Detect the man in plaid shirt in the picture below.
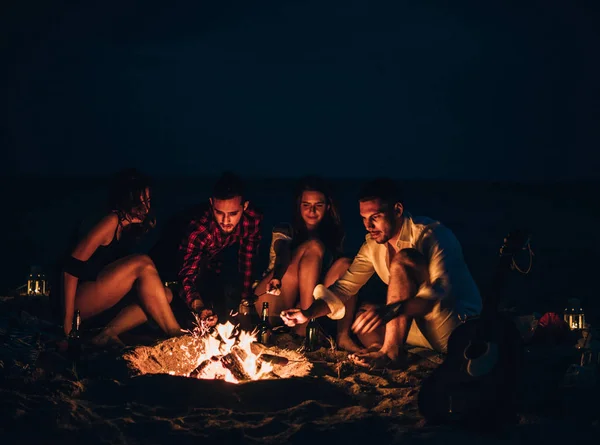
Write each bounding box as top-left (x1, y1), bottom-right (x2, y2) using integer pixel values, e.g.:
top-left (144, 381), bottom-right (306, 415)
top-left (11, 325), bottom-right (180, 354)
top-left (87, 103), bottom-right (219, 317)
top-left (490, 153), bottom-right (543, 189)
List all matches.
top-left (178, 172), bottom-right (262, 326)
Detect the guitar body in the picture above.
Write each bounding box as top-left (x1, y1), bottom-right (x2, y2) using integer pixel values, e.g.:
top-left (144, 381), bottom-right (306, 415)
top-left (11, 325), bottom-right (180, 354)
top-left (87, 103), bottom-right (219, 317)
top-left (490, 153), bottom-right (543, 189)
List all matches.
top-left (418, 313), bottom-right (524, 428)
top-left (418, 230), bottom-right (530, 429)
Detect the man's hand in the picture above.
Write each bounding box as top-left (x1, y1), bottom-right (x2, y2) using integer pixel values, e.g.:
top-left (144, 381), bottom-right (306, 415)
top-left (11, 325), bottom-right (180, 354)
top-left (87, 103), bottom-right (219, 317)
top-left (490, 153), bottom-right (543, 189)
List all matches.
top-left (266, 278), bottom-right (282, 296)
top-left (280, 308), bottom-right (308, 327)
top-left (191, 300), bottom-right (218, 328)
top-left (198, 308), bottom-right (218, 327)
top-left (351, 303), bottom-right (383, 335)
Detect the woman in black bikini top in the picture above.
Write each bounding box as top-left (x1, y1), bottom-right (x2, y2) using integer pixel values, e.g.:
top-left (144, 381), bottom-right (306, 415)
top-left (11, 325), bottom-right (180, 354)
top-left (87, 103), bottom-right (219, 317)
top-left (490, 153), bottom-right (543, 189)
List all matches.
top-left (61, 168), bottom-right (181, 346)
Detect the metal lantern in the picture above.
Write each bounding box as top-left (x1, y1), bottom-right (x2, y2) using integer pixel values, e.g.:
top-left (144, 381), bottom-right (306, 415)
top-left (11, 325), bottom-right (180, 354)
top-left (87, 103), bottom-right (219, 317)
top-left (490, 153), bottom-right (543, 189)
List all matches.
top-left (27, 266), bottom-right (48, 296)
top-left (564, 298), bottom-right (585, 330)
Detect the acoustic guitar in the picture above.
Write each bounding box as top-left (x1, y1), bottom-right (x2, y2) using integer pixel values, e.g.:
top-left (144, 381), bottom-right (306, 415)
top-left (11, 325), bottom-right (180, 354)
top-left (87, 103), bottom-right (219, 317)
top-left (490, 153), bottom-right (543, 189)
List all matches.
top-left (417, 230), bottom-right (530, 429)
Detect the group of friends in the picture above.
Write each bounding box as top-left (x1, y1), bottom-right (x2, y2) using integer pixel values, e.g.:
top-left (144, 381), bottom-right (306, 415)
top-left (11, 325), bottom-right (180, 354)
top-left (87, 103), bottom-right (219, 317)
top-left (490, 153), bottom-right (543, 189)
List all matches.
top-left (58, 168), bottom-right (482, 370)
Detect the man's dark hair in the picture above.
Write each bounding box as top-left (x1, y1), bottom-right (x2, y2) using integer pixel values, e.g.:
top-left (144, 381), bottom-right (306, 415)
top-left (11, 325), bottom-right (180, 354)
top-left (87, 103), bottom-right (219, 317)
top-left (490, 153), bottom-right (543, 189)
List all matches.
top-left (358, 178), bottom-right (403, 211)
top-left (212, 171), bottom-right (245, 201)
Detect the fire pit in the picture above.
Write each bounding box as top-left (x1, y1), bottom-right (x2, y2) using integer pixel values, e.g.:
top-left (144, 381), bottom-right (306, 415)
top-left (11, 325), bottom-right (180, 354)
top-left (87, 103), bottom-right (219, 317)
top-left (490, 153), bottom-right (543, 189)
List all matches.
top-left (124, 319), bottom-right (313, 383)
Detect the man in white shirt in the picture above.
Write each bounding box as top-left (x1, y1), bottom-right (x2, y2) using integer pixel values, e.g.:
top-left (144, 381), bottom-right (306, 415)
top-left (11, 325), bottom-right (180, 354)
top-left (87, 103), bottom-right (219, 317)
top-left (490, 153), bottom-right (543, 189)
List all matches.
top-left (280, 178), bottom-right (482, 369)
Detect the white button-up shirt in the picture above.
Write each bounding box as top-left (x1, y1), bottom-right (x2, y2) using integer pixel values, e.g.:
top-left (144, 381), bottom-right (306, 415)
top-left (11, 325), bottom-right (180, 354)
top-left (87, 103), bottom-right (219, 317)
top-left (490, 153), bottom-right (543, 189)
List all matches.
top-left (329, 212), bottom-right (482, 318)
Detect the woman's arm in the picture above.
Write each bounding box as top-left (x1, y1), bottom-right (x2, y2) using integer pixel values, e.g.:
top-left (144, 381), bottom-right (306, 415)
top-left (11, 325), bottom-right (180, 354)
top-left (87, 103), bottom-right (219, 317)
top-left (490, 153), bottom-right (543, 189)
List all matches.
top-left (62, 213), bottom-right (118, 335)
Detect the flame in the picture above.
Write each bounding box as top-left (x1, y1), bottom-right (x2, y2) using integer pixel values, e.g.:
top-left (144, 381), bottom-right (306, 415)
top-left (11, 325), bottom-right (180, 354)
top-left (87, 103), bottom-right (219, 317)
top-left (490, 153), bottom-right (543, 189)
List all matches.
top-left (181, 317), bottom-right (273, 384)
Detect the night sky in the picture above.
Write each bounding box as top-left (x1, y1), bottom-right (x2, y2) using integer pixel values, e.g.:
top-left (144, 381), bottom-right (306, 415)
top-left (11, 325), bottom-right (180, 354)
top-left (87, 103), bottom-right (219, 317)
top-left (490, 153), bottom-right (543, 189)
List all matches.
top-left (2, 1), bottom-right (599, 180)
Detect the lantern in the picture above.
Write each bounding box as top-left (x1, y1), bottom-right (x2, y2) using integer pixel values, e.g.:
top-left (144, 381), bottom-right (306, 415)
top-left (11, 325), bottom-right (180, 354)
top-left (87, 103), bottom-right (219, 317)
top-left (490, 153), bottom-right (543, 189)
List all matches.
top-left (27, 266), bottom-right (48, 296)
top-left (563, 298), bottom-right (585, 330)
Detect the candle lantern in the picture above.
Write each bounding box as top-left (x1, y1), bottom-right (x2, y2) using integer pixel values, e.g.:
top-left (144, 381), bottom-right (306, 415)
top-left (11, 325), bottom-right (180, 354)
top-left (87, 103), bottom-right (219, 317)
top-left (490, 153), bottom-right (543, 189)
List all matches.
top-left (563, 298), bottom-right (585, 330)
top-left (27, 266), bottom-right (48, 296)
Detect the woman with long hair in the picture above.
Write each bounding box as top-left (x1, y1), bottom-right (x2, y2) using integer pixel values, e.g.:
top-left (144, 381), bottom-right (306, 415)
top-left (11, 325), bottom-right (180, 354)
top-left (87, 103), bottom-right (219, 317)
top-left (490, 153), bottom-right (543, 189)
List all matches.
top-left (60, 168), bottom-right (181, 345)
top-left (254, 176), bottom-right (351, 334)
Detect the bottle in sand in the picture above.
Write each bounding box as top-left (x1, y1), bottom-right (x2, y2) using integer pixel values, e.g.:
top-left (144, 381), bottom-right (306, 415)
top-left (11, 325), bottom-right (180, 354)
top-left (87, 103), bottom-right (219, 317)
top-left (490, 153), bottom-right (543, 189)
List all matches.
top-left (238, 298), bottom-right (260, 331)
top-left (257, 302), bottom-right (272, 346)
top-left (68, 309), bottom-right (82, 360)
top-left (304, 318), bottom-right (319, 352)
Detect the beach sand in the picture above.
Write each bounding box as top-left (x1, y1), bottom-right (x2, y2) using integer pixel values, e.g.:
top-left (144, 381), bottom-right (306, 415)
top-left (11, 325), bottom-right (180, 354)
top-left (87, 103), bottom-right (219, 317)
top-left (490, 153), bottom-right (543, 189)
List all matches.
top-left (1, 297), bottom-right (598, 445)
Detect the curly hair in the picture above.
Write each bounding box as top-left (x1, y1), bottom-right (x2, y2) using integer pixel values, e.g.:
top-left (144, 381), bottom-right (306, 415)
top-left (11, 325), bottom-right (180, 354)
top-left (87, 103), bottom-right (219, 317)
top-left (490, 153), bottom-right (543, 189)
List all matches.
top-left (107, 168), bottom-right (155, 234)
top-left (291, 176), bottom-right (345, 257)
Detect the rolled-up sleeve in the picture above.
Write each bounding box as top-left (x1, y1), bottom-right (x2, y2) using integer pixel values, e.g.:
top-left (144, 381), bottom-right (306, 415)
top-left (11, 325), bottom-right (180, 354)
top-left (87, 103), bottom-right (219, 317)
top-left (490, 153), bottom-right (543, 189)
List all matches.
top-left (329, 241), bottom-right (375, 303)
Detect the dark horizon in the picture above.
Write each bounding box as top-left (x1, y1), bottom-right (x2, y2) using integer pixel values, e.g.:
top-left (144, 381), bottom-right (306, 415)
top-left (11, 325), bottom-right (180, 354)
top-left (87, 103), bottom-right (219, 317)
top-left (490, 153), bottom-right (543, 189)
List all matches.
top-left (3, 174), bottom-right (600, 185)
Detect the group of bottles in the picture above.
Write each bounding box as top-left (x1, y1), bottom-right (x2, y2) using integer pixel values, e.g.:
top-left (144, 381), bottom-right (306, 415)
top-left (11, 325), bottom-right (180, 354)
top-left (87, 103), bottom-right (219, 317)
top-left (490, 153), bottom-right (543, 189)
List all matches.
top-left (255, 302), bottom-right (320, 352)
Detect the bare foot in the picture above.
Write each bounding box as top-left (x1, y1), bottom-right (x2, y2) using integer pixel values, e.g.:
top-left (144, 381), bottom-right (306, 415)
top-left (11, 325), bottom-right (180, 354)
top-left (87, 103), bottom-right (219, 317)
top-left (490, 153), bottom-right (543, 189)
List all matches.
top-left (336, 335), bottom-right (365, 354)
top-left (348, 350), bottom-right (407, 370)
top-left (91, 329), bottom-right (125, 348)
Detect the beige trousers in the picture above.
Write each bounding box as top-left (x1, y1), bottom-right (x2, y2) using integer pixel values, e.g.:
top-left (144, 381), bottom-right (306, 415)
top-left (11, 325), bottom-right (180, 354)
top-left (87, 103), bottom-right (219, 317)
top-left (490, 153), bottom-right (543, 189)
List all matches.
top-left (406, 303), bottom-right (461, 353)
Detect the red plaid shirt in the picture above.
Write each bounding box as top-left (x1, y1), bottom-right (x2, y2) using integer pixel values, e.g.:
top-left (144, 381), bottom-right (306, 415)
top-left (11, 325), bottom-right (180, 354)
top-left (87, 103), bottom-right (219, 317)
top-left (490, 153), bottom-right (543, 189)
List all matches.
top-left (178, 203), bottom-right (262, 308)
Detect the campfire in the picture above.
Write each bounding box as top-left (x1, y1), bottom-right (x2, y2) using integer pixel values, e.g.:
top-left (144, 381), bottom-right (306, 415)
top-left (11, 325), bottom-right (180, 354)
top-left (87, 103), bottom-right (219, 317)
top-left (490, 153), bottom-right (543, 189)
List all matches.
top-left (124, 316), bottom-right (313, 384)
top-left (183, 320), bottom-right (273, 383)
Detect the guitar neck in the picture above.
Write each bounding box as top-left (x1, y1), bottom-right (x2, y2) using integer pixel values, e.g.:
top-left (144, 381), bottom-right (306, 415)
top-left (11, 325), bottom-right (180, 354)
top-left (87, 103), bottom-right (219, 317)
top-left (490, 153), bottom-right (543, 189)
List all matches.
top-left (480, 252), bottom-right (516, 318)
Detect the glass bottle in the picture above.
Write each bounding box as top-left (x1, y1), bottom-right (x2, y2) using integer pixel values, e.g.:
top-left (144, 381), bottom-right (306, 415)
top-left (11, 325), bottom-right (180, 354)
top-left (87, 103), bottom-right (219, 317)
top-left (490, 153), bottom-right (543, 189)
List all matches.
top-left (257, 302), bottom-right (272, 346)
top-left (238, 298), bottom-right (259, 331)
top-left (68, 309), bottom-right (82, 360)
top-left (304, 318), bottom-right (319, 352)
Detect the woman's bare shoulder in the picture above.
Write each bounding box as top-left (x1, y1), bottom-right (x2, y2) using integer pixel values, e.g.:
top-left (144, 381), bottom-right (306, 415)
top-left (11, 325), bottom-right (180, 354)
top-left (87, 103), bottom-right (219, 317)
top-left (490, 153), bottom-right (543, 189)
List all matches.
top-left (88, 213), bottom-right (120, 245)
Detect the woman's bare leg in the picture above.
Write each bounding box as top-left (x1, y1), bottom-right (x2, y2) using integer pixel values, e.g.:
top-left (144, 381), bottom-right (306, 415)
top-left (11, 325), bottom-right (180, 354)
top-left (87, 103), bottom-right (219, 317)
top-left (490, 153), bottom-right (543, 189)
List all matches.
top-left (254, 269), bottom-right (298, 327)
top-left (91, 287), bottom-right (175, 345)
top-left (255, 240), bottom-right (325, 332)
top-left (75, 255), bottom-right (181, 342)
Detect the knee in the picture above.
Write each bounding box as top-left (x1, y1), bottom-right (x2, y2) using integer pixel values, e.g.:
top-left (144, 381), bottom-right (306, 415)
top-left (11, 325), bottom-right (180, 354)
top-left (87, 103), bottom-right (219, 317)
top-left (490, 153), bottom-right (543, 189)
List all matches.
top-left (132, 254), bottom-right (158, 274)
top-left (390, 248), bottom-right (429, 286)
top-left (299, 239), bottom-right (325, 257)
top-left (165, 286), bottom-right (174, 303)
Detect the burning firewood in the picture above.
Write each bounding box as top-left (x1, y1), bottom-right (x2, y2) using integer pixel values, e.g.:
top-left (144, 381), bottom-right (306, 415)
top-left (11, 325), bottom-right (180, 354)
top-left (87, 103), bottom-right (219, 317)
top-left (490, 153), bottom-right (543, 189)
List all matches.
top-left (231, 345), bottom-right (247, 361)
top-left (188, 359), bottom-right (212, 379)
top-left (259, 353), bottom-right (290, 366)
top-left (221, 351), bottom-right (251, 381)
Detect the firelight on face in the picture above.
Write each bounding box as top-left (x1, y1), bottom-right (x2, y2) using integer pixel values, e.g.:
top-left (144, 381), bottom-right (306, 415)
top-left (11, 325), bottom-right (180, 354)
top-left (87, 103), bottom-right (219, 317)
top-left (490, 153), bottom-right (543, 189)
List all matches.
top-left (359, 198), bottom-right (396, 244)
top-left (300, 191), bottom-right (327, 230)
top-left (211, 196), bottom-right (246, 234)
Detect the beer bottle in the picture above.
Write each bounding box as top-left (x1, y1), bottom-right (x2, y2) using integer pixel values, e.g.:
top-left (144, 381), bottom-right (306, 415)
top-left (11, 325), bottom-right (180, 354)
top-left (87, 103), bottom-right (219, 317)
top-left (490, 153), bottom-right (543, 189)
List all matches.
top-left (304, 318), bottom-right (319, 352)
top-left (257, 302), bottom-right (272, 346)
top-left (68, 309), bottom-right (82, 360)
top-left (238, 298), bottom-right (260, 331)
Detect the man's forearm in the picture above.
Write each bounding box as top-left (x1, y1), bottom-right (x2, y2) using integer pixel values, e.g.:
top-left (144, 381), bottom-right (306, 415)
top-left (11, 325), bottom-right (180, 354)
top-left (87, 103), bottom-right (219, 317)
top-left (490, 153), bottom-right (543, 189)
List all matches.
top-left (402, 298), bottom-right (436, 318)
top-left (181, 277), bottom-right (202, 309)
top-left (303, 299), bottom-right (332, 319)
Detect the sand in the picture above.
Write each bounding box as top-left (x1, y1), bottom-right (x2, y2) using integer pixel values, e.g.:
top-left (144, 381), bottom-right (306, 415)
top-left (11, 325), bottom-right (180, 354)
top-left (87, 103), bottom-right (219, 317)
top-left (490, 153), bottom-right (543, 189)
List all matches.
top-left (1, 297), bottom-right (598, 445)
